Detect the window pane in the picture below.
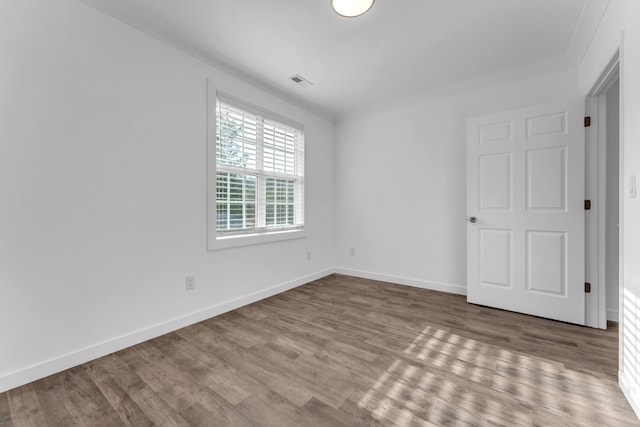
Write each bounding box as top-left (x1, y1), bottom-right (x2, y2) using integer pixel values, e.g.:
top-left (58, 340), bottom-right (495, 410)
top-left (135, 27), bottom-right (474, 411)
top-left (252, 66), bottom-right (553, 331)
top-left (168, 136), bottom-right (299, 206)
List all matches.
top-left (216, 107), bottom-right (258, 169)
top-left (216, 172), bottom-right (256, 231)
top-left (262, 119), bottom-right (297, 175)
top-left (266, 205), bottom-right (274, 224)
top-left (266, 178), bottom-right (275, 203)
top-left (216, 203), bottom-right (228, 230)
top-left (265, 177), bottom-right (295, 227)
top-left (245, 204), bottom-right (256, 228)
top-left (288, 182), bottom-right (294, 203)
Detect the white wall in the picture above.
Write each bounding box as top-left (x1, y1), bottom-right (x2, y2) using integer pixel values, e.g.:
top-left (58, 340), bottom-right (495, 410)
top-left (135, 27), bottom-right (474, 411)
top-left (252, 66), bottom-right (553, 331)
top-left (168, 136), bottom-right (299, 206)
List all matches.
top-left (606, 79), bottom-right (620, 321)
top-left (0, 0), bottom-right (334, 392)
top-left (334, 69), bottom-right (581, 293)
top-left (579, 0), bottom-right (640, 418)
top-left (2, 3), bottom-right (638, 418)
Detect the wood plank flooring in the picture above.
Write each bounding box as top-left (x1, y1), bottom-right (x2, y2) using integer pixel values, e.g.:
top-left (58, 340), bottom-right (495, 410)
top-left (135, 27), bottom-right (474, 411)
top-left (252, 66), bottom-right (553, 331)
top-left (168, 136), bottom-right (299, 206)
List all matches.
top-left (2, 274), bottom-right (638, 426)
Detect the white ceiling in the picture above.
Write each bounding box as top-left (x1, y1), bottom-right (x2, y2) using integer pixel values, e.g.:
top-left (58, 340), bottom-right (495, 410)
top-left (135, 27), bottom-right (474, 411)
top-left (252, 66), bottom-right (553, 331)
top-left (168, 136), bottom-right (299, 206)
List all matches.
top-left (79, 0), bottom-right (610, 118)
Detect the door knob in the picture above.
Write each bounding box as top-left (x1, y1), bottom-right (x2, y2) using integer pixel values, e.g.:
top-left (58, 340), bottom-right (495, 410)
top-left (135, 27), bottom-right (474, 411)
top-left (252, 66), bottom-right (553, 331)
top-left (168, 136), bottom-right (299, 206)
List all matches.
top-left (468, 216), bottom-right (477, 223)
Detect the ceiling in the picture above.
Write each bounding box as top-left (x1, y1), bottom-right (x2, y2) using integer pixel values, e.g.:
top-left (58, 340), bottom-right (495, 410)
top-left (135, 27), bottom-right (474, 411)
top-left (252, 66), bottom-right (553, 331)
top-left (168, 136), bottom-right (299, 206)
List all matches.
top-left (78, 0), bottom-right (610, 118)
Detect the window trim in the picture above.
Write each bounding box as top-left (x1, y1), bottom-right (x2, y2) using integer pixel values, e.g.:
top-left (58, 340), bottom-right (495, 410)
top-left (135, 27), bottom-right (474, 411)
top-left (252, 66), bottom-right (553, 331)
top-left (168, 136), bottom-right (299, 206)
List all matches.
top-left (207, 80), bottom-right (306, 250)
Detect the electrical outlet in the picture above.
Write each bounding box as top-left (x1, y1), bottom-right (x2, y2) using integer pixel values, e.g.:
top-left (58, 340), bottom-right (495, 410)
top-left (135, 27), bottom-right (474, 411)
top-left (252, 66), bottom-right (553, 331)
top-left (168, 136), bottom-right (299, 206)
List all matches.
top-left (185, 275), bottom-right (195, 291)
top-left (306, 251), bottom-right (311, 261)
top-left (349, 248), bottom-right (355, 256)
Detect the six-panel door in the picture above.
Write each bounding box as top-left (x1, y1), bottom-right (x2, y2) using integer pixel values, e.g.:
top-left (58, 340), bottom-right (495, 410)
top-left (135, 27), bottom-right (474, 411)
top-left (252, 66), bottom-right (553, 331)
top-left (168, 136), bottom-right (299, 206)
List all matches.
top-left (467, 100), bottom-right (586, 325)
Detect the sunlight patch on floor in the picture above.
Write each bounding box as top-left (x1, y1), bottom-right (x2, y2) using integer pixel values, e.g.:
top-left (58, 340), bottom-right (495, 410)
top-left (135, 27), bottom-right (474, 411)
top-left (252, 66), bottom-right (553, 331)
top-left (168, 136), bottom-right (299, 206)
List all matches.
top-left (355, 320), bottom-right (633, 425)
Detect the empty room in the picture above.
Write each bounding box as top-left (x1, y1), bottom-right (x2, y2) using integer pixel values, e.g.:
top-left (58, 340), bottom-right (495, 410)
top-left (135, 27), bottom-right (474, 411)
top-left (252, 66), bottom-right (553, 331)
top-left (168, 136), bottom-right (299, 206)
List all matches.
top-left (2, 0), bottom-right (640, 425)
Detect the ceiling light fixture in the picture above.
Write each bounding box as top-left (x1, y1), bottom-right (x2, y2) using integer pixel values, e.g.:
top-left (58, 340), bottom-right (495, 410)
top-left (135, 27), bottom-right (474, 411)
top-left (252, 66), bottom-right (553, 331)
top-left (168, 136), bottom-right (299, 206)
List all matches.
top-left (332, 0), bottom-right (374, 18)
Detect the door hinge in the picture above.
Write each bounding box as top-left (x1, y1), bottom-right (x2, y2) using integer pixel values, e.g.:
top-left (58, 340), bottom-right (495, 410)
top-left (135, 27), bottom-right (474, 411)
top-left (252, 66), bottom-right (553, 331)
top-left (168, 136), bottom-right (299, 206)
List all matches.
top-left (585, 200), bottom-right (591, 210)
top-left (584, 116), bottom-right (592, 127)
top-left (585, 283), bottom-right (591, 293)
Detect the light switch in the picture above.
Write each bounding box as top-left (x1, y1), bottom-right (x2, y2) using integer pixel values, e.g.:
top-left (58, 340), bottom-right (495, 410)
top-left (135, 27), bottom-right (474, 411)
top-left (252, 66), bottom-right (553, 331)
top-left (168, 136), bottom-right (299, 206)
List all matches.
top-left (631, 175), bottom-right (637, 199)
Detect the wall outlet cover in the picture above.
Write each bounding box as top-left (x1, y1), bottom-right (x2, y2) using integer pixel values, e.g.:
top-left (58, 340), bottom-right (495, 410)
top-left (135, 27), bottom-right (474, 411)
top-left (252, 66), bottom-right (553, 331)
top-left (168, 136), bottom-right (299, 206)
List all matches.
top-left (186, 275), bottom-right (196, 291)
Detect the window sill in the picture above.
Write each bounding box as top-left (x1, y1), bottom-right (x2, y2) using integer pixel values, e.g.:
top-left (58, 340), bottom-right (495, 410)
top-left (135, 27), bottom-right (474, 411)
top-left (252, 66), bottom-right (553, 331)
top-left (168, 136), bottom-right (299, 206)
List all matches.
top-left (208, 229), bottom-right (307, 250)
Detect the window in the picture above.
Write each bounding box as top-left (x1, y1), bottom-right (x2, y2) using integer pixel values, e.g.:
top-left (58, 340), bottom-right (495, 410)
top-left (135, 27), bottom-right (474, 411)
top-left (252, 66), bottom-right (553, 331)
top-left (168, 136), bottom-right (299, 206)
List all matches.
top-left (208, 83), bottom-right (304, 248)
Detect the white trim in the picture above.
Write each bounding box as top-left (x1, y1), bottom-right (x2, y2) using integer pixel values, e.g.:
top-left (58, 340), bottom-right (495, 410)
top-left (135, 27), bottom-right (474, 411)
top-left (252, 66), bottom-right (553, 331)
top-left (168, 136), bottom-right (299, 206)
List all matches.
top-left (596, 89), bottom-right (609, 329)
top-left (584, 51), bottom-right (620, 330)
top-left (0, 268), bottom-right (334, 394)
top-left (212, 229), bottom-right (307, 250)
top-left (620, 371), bottom-right (640, 420)
top-left (585, 94), bottom-right (604, 328)
top-left (618, 31), bottom-right (626, 383)
top-left (334, 267), bottom-right (467, 296)
top-left (588, 54), bottom-right (621, 97)
top-left (206, 79), bottom-right (218, 249)
top-left (585, 279), bottom-right (600, 328)
top-left (565, 0), bottom-right (612, 67)
top-left (607, 309), bottom-right (619, 322)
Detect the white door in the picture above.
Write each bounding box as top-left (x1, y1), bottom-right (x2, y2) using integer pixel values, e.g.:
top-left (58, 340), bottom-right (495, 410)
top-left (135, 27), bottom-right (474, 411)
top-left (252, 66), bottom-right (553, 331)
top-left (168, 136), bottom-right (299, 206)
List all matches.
top-left (467, 99), bottom-right (586, 325)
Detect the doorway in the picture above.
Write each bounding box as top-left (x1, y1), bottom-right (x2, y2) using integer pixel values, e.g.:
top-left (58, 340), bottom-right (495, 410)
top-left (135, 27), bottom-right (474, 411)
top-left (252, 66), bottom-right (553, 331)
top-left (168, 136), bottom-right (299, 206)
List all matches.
top-left (585, 56), bottom-right (620, 329)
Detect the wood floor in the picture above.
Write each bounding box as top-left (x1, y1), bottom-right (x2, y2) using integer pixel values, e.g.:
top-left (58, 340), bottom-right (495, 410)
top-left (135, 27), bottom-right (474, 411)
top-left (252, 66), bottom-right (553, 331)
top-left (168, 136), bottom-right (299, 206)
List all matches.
top-left (2, 274), bottom-right (638, 426)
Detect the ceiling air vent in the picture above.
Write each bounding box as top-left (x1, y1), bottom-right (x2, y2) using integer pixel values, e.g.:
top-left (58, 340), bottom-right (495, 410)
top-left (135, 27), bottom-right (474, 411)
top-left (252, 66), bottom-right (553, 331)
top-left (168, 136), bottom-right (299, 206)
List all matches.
top-left (290, 74), bottom-right (313, 88)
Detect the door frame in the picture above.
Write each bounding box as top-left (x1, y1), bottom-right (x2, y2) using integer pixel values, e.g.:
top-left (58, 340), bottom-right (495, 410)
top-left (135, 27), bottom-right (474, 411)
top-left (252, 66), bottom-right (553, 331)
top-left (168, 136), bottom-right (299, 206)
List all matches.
top-left (585, 52), bottom-right (620, 330)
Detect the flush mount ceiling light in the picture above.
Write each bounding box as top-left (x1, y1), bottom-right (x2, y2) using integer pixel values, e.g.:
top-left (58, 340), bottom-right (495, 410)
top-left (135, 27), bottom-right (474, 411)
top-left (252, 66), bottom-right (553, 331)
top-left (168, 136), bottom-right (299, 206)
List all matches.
top-left (332, 0), bottom-right (375, 17)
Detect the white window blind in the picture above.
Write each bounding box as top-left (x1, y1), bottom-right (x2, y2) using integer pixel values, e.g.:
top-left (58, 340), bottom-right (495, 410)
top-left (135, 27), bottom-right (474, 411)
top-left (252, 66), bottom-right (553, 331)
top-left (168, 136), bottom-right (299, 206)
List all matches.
top-left (214, 94), bottom-right (304, 238)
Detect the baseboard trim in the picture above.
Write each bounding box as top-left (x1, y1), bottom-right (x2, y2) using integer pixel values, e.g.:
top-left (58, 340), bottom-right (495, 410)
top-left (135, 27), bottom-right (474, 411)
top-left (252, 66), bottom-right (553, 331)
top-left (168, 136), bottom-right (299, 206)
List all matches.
top-left (607, 309), bottom-right (620, 322)
top-left (0, 268), bottom-right (334, 394)
top-left (335, 267), bottom-right (467, 296)
top-left (620, 371), bottom-right (640, 420)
